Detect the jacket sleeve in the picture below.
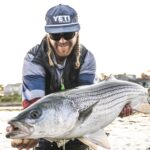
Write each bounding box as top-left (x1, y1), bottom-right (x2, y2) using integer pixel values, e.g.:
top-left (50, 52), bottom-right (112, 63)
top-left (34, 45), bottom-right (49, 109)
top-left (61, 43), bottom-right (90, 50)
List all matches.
top-left (79, 51), bottom-right (96, 85)
top-left (22, 51), bottom-right (46, 109)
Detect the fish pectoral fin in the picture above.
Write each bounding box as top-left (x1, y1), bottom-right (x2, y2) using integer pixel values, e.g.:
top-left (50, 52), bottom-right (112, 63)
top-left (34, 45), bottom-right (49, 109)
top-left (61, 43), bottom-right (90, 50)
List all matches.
top-left (78, 138), bottom-right (103, 150)
top-left (78, 129), bottom-right (110, 150)
top-left (78, 101), bottom-right (99, 123)
top-left (105, 74), bottom-right (117, 81)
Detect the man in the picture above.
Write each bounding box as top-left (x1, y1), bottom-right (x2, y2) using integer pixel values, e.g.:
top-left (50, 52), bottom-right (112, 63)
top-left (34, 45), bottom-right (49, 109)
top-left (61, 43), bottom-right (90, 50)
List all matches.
top-left (6, 4), bottom-right (132, 150)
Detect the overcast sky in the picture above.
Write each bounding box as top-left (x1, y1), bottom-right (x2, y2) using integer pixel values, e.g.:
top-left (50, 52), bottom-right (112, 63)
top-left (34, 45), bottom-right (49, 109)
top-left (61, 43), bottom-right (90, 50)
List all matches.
top-left (0, 0), bottom-right (150, 85)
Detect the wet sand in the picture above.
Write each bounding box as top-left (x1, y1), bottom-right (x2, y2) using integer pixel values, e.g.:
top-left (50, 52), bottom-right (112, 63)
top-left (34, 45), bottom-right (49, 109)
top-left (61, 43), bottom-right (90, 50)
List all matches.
top-left (0, 109), bottom-right (150, 150)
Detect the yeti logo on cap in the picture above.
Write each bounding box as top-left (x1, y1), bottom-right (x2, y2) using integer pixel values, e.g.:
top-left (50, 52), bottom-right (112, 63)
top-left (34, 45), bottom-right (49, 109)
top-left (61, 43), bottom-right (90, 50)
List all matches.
top-left (53, 15), bottom-right (71, 23)
top-left (45, 4), bottom-right (80, 33)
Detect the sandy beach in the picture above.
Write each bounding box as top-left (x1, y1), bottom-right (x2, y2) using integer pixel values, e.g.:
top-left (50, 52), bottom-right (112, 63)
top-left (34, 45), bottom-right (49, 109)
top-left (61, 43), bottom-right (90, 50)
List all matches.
top-left (0, 108), bottom-right (150, 150)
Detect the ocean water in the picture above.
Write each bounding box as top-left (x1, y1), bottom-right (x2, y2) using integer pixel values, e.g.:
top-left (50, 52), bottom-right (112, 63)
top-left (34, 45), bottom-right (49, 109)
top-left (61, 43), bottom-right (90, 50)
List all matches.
top-left (0, 109), bottom-right (150, 150)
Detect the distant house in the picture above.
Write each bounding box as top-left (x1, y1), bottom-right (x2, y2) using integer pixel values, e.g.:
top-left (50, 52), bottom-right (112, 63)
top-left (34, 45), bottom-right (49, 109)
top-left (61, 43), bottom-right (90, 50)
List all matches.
top-left (4, 83), bottom-right (22, 95)
top-left (141, 70), bottom-right (150, 79)
top-left (139, 70), bottom-right (150, 88)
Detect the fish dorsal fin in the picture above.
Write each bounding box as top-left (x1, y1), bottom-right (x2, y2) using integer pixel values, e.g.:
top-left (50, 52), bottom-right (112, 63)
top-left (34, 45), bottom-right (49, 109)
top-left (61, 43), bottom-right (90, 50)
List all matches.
top-left (105, 74), bottom-right (117, 81)
top-left (78, 129), bottom-right (110, 150)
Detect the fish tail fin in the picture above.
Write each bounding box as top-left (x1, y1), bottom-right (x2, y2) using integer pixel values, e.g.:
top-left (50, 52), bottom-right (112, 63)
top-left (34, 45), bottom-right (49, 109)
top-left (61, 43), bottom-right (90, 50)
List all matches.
top-left (133, 103), bottom-right (150, 114)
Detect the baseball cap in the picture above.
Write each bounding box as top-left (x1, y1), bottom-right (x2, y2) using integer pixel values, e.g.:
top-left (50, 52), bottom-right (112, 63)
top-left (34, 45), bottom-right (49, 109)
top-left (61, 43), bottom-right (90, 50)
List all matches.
top-left (45, 4), bottom-right (80, 33)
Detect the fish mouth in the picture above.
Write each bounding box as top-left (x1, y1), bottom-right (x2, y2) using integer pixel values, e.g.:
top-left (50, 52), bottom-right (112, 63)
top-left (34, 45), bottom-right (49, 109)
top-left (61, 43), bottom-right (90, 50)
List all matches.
top-left (6, 121), bottom-right (33, 139)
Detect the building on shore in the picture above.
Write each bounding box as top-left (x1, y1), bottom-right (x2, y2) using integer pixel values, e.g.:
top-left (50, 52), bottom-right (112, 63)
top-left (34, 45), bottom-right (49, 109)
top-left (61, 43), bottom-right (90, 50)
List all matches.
top-left (3, 83), bottom-right (22, 96)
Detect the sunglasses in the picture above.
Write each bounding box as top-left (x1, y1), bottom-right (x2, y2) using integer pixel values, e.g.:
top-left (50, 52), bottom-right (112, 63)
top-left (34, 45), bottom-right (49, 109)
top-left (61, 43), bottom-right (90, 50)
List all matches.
top-left (49, 32), bottom-right (75, 41)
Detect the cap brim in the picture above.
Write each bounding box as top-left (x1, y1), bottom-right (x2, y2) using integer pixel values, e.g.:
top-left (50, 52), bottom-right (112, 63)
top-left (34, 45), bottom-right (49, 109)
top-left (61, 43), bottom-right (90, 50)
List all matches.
top-left (45, 24), bottom-right (80, 33)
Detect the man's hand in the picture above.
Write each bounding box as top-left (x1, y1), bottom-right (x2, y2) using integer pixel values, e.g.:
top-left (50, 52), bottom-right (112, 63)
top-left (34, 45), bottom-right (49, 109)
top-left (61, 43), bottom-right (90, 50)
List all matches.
top-left (11, 139), bottom-right (38, 150)
top-left (6, 125), bottom-right (38, 150)
top-left (119, 103), bottom-right (133, 118)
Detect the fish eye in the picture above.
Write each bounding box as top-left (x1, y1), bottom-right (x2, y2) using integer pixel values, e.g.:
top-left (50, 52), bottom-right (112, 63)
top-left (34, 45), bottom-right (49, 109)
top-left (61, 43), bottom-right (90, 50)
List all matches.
top-left (29, 109), bottom-right (41, 119)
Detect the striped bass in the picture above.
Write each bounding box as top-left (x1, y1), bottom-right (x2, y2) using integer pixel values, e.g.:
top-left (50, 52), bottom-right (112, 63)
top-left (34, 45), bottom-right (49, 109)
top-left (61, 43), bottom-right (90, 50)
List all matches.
top-left (6, 77), bottom-right (150, 149)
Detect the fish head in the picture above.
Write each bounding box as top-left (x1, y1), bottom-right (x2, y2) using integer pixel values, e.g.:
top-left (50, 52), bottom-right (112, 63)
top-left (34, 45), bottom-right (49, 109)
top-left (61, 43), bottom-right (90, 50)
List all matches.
top-left (6, 95), bottom-right (79, 140)
top-left (6, 100), bottom-right (50, 139)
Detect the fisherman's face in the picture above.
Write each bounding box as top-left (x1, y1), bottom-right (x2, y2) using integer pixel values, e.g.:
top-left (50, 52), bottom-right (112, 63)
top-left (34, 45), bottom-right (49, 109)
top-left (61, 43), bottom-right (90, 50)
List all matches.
top-left (49, 32), bottom-right (78, 57)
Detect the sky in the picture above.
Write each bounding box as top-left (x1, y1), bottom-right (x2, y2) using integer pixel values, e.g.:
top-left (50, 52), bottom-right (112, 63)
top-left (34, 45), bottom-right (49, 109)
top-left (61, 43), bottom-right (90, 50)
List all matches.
top-left (0, 0), bottom-right (150, 85)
